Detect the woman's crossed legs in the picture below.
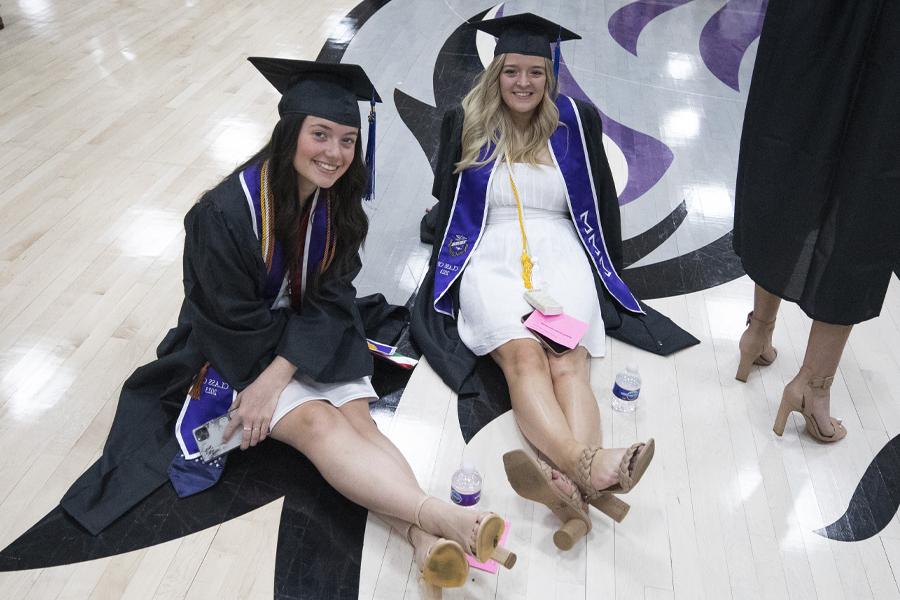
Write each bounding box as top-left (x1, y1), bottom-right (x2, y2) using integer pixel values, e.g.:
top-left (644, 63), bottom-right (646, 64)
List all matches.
top-left (491, 339), bottom-right (626, 494)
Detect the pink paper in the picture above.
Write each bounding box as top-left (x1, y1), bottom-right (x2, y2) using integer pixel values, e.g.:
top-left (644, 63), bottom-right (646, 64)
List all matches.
top-left (466, 520), bottom-right (511, 574)
top-left (523, 311), bottom-right (589, 349)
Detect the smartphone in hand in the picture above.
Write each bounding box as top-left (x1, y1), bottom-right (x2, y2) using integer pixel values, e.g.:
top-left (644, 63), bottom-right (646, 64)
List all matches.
top-left (193, 411), bottom-right (242, 462)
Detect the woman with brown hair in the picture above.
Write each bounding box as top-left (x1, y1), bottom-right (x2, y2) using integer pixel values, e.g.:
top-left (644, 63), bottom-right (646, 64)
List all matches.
top-left (60, 58), bottom-right (513, 598)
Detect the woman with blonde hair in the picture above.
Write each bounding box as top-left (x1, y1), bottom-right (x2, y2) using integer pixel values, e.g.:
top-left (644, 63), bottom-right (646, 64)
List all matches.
top-left (413, 14), bottom-right (659, 550)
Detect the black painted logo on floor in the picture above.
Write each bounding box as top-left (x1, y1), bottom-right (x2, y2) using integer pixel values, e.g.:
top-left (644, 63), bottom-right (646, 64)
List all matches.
top-left (816, 433), bottom-right (900, 542)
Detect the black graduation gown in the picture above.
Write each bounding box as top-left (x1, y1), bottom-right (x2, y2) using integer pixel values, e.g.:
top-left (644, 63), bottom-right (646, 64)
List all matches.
top-left (733, 0), bottom-right (900, 325)
top-left (61, 172), bottom-right (373, 535)
top-left (413, 101), bottom-right (699, 395)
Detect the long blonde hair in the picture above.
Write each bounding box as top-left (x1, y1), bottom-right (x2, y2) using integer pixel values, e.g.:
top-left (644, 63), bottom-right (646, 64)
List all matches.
top-left (455, 54), bottom-right (559, 173)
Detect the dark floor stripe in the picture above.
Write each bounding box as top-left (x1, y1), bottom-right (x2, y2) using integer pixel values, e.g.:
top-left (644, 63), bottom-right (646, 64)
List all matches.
top-left (817, 433), bottom-right (900, 542)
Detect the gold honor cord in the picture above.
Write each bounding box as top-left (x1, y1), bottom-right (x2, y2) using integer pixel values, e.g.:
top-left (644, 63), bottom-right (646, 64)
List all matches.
top-left (506, 154), bottom-right (534, 291)
top-left (260, 160), bottom-right (275, 271)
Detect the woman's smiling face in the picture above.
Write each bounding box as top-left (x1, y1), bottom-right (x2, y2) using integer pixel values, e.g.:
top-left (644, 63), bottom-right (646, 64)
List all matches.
top-left (293, 116), bottom-right (358, 192)
top-left (499, 53), bottom-right (547, 118)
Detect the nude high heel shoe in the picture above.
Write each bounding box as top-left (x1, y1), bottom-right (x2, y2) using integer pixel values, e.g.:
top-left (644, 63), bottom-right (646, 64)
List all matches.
top-left (414, 497), bottom-right (516, 569)
top-left (773, 371), bottom-right (846, 442)
top-left (735, 311), bottom-right (778, 382)
top-left (503, 450), bottom-right (592, 550)
top-left (406, 525), bottom-right (468, 599)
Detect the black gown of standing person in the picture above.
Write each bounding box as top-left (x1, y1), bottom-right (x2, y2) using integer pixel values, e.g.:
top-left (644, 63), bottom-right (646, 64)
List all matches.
top-left (734, 0), bottom-right (900, 325)
top-left (61, 171), bottom-right (374, 535)
top-left (414, 101), bottom-right (699, 396)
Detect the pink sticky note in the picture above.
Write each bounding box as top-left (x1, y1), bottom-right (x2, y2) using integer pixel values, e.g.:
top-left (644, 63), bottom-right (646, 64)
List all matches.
top-left (466, 520), bottom-right (511, 574)
top-left (523, 311), bottom-right (589, 349)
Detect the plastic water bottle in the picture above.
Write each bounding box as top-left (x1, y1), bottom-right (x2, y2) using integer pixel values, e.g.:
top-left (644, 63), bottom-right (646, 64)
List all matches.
top-left (611, 364), bottom-right (641, 413)
top-left (450, 462), bottom-right (482, 507)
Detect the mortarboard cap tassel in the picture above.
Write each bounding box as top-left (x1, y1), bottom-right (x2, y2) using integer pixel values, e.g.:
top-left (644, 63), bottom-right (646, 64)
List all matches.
top-left (364, 92), bottom-right (377, 201)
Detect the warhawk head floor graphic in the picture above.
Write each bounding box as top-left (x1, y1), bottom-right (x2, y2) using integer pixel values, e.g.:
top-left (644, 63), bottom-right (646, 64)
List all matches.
top-left (394, 2), bottom-right (749, 299)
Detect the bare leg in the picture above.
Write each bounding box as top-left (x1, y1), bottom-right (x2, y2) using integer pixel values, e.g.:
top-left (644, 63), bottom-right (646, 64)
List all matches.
top-left (547, 347), bottom-right (602, 447)
top-left (271, 399), bottom-right (492, 552)
top-left (339, 398), bottom-right (418, 481)
top-left (339, 400), bottom-right (473, 571)
top-left (798, 320), bottom-right (853, 434)
top-left (492, 340), bottom-right (580, 472)
top-left (337, 401), bottom-right (424, 539)
top-left (491, 339), bottom-right (622, 491)
top-left (737, 284), bottom-right (782, 380)
top-left (752, 284), bottom-right (781, 323)
top-left (270, 400), bottom-right (426, 522)
top-left (541, 347), bottom-right (605, 495)
top-left (337, 399), bottom-right (500, 549)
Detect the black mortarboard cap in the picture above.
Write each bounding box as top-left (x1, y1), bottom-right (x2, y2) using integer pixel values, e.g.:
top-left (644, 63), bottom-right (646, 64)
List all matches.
top-left (472, 13), bottom-right (580, 59)
top-left (248, 57), bottom-right (381, 129)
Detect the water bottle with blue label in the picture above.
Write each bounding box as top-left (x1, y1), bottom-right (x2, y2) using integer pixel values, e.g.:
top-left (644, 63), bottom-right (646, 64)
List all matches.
top-left (450, 462), bottom-right (482, 507)
top-left (611, 364), bottom-right (641, 413)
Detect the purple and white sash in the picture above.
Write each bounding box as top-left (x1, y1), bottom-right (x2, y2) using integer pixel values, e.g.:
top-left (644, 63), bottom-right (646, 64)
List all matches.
top-left (433, 94), bottom-right (643, 316)
top-left (174, 162), bottom-right (333, 460)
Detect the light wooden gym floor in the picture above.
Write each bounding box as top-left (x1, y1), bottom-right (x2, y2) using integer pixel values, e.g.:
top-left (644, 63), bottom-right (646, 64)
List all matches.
top-left (1, 1), bottom-right (899, 599)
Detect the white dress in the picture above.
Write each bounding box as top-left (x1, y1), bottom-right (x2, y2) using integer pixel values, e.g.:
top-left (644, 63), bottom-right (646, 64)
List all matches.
top-left (457, 162), bottom-right (606, 357)
top-left (268, 276), bottom-right (376, 429)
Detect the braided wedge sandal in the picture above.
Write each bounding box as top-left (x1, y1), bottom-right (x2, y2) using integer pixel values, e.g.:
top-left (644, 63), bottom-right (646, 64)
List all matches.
top-left (503, 449), bottom-right (591, 550)
top-left (576, 439), bottom-right (655, 504)
top-left (414, 497), bottom-right (516, 568)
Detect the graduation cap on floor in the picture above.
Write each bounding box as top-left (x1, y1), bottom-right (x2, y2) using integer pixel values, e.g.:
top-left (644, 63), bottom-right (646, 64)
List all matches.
top-left (248, 57), bottom-right (382, 200)
top-left (472, 12), bottom-right (581, 78)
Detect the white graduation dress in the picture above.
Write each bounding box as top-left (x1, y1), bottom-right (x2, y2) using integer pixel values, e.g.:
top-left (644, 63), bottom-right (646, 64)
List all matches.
top-left (456, 162), bottom-right (606, 357)
top-left (268, 277), bottom-right (376, 429)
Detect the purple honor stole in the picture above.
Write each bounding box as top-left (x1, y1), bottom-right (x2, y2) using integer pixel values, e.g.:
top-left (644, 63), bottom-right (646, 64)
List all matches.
top-left (550, 95), bottom-right (642, 314)
top-left (433, 94), bottom-right (643, 316)
top-left (169, 162), bottom-right (332, 497)
top-left (432, 145), bottom-right (494, 316)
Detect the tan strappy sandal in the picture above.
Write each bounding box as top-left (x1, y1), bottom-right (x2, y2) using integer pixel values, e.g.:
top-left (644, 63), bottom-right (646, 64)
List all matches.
top-left (413, 497), bottom-right (516, 569)
top-left (773, 371), bottom-right (846, 442)
top-left (576, 439), bottom-right (655, 503)
top-left (503, 449), bottom-right (592, 550)
top-left (406, 525), bottom-right (468, 599)
top-left (735, 311), bottom-right (778, 381)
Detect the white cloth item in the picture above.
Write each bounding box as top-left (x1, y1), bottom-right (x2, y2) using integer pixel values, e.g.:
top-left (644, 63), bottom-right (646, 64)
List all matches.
top-left (457, 162), bottom-right (606, 357)
top-left (267, 281), bottom-right (376, 429)
top-left (269, 374), bottom-right (376, 429)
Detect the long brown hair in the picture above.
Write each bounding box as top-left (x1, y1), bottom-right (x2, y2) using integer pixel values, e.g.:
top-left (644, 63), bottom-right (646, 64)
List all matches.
top-left (235, 114), bottom-right (369, 282)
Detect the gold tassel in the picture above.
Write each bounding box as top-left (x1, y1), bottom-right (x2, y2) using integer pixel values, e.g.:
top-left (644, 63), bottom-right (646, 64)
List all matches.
top-left (520, 251), bottom-right (534, 290)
